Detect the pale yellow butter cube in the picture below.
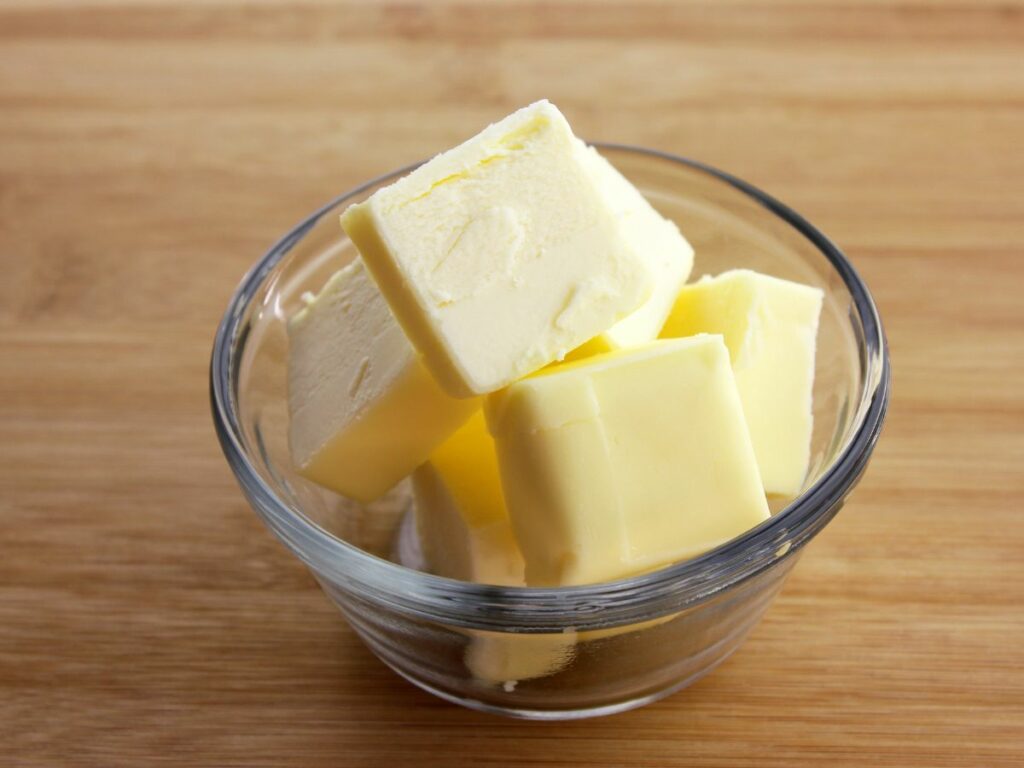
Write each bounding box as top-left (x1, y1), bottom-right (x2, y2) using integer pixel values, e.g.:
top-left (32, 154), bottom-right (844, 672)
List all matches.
top-left (567, 142), bottom-right (693, 358)
top-left (412, 412), bottom-right (524, 586)
top-left (464, 631), bottom-right (576, 689)
top-left (340, 100), bottom-right (655, 398)
top-left (412, 412), bottom-right (575, 685)
top-left (661, 269), bottom-right (824, 497)
top-left (415, 412), bottom-right (670, 636)
top-left (287, 260), bottom-right (478, 503)
top-left (486, 336), bottom-right (770, 587)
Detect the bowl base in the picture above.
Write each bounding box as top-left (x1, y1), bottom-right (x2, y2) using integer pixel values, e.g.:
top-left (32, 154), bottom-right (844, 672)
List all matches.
top-left (381, 649), bottom-right (736, 720)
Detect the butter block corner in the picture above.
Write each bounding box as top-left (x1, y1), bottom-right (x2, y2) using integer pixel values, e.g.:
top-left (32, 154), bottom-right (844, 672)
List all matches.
top-left (339, 100), bottom-right (656, 397)
top-left (287, 259), bottom-right (477, 502)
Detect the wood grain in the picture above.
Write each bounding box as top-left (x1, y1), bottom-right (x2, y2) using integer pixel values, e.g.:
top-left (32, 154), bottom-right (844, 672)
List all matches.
top-left (2, 2), bottom-right (1022, 765)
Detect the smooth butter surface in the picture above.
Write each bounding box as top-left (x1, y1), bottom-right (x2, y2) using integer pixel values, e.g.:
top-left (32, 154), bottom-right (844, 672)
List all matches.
top-left (416, 411), bottom-right (675, 641)
top-left (487, 335), bottom-right (770, 587)
top-left (340, 100), bottom-right (654, 397)
top-left (661, 269), bottom-right (824, 497)
top-left (566, 143), bottom-right (693, 359)
top-left (287, 260), bottom-right (477, 502)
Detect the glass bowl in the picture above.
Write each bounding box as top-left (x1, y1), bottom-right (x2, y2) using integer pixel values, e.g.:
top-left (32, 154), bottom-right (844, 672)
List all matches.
top-left (210, 144), bottom-right (890, 720)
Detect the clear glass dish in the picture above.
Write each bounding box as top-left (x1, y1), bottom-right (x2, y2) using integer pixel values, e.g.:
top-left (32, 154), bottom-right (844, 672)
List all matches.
top-left (210, 144), bottom-right (890, 719)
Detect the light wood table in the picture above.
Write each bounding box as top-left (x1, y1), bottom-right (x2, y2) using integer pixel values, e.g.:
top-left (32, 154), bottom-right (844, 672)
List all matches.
top-left (3, 2), bottom-right (1022, 765)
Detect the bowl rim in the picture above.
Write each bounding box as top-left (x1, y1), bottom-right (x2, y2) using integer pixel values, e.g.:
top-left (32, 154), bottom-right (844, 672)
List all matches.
top-left (210, 143), bottom-right (891, 631)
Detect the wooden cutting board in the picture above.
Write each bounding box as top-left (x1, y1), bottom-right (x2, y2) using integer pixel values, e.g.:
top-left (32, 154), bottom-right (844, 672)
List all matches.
top-left (2, 2), bottom-right (1022, 765)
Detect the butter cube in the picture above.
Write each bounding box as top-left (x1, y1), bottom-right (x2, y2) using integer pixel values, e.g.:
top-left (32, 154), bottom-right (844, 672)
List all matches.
top-left (567, 143), bottom-right (693, 358)
top-left (412, 412), bottom-right (523, 586)
top-left (486, 336), bottom-right (770, 587)
top-left (661, 270), bottom-right (824, 497)
top-left (340, 100), bottom-right (655, 397)
top-left (412, 412), bottom-right (575, 685)
top-left (464, 631), bottom-right (575, 688)
top-left (287, 260), bottom-right (478, 503)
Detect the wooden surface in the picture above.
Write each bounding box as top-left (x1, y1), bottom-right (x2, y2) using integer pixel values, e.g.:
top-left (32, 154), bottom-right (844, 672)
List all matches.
top-left (2, 1), bottom-right (1023, 765)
